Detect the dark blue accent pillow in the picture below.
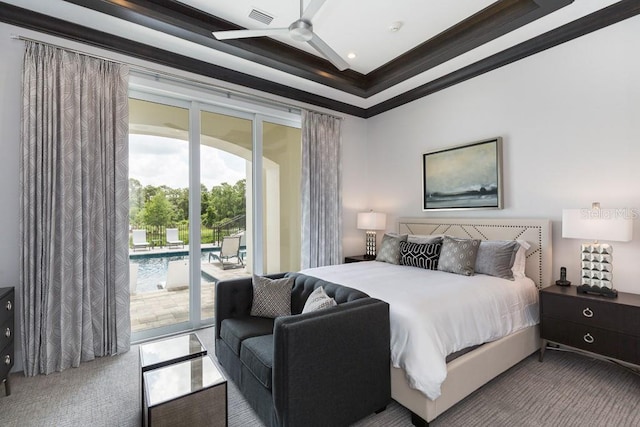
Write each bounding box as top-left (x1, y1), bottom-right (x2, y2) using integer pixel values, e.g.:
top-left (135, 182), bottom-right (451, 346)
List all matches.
top-left (399, 241), bottom-right (442, 270)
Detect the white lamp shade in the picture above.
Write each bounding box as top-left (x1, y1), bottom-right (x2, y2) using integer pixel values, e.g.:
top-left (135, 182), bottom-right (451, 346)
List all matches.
top-left (357, 212), bottom-right (386, 231)
top-left (562, 208), bottom-right (633, 242)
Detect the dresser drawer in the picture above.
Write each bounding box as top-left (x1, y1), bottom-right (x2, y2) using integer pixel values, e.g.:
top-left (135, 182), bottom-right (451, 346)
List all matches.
top-left (541, 291), bottom-right (639, 336)
top-left (541, 316), bottom-right (639, 365)
top-left (0, 316), bottom-right (13, 353)
top-left (0, 341), bottom-right (14, 383)
top-left (0, 289), bottom-right (14, 325)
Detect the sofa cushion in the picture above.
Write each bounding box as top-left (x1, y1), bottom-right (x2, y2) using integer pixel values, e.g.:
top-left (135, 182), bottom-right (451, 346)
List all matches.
top-left (220, 317), bottom-right (274, 356)
top-left (241, 334), bottom-right (274, 390)
top-left (250, 275), bottom-right (294, 318)
top-left (302, 286), bottom-right (337, 313)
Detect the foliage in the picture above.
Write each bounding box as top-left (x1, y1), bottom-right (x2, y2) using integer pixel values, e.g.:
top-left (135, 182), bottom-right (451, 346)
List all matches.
top-left (129, 178), bottom-right (246, 229)
top-left (141, 192), bottom-right (175, 226)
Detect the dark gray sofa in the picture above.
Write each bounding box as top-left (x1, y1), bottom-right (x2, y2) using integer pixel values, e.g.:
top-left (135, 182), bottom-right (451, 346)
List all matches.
top-left (215, 272), bottom-right (391, 427)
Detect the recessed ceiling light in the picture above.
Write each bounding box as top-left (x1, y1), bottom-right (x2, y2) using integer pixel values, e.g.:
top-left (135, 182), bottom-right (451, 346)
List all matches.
top-left (347, 52), bottom-right (357, 59)
top-left (388, 21), bottom-right (403, 32)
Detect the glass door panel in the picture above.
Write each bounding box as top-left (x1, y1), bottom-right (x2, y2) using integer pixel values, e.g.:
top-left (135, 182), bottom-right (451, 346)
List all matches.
top-left (262, 121), bottom-right (302, 274)
top-left (200, 110), bottom-right (253, 321)
top-left (129, 98), bottom-right (191, 337)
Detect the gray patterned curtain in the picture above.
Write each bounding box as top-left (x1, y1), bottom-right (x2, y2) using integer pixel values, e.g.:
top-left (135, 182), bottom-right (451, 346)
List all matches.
top-left (301, 110), bottom-right (342, 268)
top-left (20, 42), bottom-right (130, 376)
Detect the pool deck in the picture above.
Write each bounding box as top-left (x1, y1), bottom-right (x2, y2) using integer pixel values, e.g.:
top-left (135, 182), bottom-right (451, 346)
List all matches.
top-left (130, 244), bottom-right (250, 333)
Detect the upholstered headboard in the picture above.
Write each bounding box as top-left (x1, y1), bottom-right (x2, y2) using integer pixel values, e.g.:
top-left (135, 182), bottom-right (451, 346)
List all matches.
top-left (398, 217), bottom-right (552, 289)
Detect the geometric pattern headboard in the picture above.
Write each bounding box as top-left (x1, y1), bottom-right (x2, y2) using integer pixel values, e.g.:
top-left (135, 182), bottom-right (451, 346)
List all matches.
top-left (398, 217), bottom-right (552, 289)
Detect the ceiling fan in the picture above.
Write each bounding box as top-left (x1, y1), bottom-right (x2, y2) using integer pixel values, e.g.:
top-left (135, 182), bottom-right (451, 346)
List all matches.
top-left (212, 0), bottom-right (349, 71)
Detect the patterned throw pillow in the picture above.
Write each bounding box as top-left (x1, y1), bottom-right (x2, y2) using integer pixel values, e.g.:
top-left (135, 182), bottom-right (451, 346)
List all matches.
top-left (376, 233), bottom-right (408, 264)
top-left (437, 236), bottom-right (481, 276)
top-left (399, 241), bottom-right (442, 270)
top-left (475, 240), bottom-right (520, 280)
top-left (302, 286), bottom-right (337, 314)
top-left (250, 275), bottom-right (294, 318)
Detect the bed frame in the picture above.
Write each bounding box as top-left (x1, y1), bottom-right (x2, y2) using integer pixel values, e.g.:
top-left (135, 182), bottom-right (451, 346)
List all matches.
top-left (394, 217), bottom-right (552, 426)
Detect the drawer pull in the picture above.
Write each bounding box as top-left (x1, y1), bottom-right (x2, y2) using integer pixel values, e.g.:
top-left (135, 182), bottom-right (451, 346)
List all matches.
top-left (4, 355), bottom-right (10, 365)
top-left (4, 327), bottom-right (10, 338)
top-left (582, 308), bottom-right (593, 318)
top-left (5, 300), bottom-right (11, 311)
top-left (583, 333), bottom-right (595, 344)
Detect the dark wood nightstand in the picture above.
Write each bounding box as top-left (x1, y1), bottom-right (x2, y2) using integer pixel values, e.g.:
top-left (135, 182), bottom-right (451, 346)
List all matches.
top-left (539, 285), bottom-right (640, 367)
top-left (344, 255), bottom-right (375, 263)
top-left (0, 287), bottom-right (14, 396)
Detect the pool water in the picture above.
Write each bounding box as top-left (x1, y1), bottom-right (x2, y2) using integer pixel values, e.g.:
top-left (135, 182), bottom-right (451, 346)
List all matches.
top-left (131, 252), bottom-right (212, 293)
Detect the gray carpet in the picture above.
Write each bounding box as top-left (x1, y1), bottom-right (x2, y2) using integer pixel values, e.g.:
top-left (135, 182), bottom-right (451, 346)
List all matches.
top-left (1, 328), bottom-right (638, 427)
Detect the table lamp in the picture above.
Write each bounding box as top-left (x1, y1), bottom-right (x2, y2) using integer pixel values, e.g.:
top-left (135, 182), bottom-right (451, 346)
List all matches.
top-left (562, 202), bottom-right (633, 298)
top-left (357, 211), bottom-right (386, 259)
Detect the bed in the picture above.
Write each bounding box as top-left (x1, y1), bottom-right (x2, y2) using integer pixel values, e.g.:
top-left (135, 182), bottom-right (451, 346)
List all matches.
top-left (302, 217), bottom-right (552, 426)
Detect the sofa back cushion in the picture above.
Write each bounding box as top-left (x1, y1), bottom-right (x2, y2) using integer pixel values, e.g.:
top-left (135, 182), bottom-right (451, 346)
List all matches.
top-left (285, 272), bottom-right (369, 314)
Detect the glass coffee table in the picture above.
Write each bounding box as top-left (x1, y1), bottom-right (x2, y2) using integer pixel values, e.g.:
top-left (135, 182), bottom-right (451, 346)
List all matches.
top-left (139, 333), bottom-right (208, 425)
top-left (139, 333), bottom-right (207, 372)
top-left (143, 355), bottom-right (227, 427)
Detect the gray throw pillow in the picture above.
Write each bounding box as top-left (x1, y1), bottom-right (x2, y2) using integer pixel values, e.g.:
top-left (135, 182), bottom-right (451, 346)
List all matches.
top-left (376, 233), bottom-right (408, 264)
top-left (475, 240), bottom-right (520, 280)
top-left (250, 275), bottom-right (293, 318)
top-left (302, 286), bottom-right (337, 313)
top-left (399, 241), bottom-right (442, 270)
top-left (437, 236), bottom-right (481, 276)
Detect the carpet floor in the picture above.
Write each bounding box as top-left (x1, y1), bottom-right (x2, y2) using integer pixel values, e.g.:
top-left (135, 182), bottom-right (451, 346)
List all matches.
top-left (1, 328), bottom-right (638, 426)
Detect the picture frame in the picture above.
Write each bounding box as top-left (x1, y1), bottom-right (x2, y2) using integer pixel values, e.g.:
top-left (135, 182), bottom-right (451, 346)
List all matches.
top-left (422, 137), bottom-right (503, 211)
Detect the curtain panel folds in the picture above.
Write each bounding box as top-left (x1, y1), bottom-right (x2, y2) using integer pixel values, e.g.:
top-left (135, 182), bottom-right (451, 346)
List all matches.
top-left (20, 42), bottom-right (130, 376)
top-left (301, 110), bottom-right (342, 269)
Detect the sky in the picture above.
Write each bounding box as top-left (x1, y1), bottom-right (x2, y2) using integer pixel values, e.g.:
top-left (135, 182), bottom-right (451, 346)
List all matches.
top-left (129, 134), bottom-right (246, 189)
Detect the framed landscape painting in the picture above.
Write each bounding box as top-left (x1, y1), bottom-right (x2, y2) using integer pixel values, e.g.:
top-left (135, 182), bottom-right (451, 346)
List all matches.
top-left (422, 137), bottom-right (503, 211)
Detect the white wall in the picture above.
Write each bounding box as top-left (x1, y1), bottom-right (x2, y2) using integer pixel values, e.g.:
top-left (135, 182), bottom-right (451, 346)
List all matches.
top-left (363, 15), bottom-right (640, 293)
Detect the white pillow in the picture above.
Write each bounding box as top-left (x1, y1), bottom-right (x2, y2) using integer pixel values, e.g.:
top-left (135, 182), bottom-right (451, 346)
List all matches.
top-left (511, 240), bottom-right (531, 279)
top-left (302, 286), bottom-right (337, 313)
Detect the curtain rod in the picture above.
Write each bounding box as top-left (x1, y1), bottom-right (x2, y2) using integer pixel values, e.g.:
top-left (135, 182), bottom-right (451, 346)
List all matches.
top-left (10, 34), bottom-right (344, 121)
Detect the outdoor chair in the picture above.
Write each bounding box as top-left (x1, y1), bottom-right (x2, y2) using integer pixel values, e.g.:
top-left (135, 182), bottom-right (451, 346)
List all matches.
top-left (132, 229), bottom-right (150, 251)
top-left (165, 228), bottom-right (184, 249)
top-left (209, 235), bottom-right (244, 270)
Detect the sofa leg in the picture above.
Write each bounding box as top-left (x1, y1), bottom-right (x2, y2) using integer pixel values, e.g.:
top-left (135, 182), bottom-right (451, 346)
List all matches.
top-left (375, 406), bottom-right (387, 414)
top-left (411, 411), bottom-right (429, 427)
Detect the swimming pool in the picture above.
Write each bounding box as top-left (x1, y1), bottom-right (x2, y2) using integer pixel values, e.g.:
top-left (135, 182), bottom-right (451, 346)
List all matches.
top-left (130, 251), bottom-right (214, 293)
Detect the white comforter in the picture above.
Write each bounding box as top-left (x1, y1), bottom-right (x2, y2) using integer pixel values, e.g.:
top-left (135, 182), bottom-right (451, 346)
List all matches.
top-left (300, 261), bottom-right (539, 400)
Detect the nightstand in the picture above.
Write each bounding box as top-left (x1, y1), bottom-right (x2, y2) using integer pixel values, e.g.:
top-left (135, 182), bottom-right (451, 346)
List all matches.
top-left (539, 285), bottom-right (640, 367)
top-left (344, 255), bottom-right (375, 263)
top-left (0, 287), bottom-right (14, 396)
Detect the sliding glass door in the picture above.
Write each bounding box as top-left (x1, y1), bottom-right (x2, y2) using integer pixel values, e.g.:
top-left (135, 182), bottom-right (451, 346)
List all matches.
top-left (128, 83), bottom-right (301, 341)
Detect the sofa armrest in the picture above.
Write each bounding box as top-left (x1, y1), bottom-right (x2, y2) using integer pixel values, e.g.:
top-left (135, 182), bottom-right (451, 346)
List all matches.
top-left (272, 298), bottom-right (391, 427)
top-left (215, 273), bottom-right (286, 339)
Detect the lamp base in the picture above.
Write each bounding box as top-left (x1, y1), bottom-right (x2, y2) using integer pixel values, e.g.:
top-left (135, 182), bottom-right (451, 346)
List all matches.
top-left (577, 284), bottom-right (618, 298)
top-left (365, 231), bottom-right (377, 258)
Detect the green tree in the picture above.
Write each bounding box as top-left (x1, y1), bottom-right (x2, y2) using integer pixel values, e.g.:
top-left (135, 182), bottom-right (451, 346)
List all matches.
top-left (141, 192), bottom-right (175, 226)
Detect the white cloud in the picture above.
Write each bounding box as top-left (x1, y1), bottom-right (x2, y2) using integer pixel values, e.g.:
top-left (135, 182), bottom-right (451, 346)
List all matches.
top-left (129, 134), bottom-right (245, 189)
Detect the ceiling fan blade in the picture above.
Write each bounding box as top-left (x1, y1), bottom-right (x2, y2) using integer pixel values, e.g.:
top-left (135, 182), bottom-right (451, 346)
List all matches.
top-left (301, 0), bottom-right (327, 22)
top-left (212, 28), bottom-right (289, 40)
top-left (308, 33), bottom-right (349, 71)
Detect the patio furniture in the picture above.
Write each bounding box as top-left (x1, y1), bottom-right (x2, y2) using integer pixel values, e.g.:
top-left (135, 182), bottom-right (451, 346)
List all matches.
top-left (165, 260), bottom-right (189, 291)
top-left (132, 229), bottom-right (150, 251)
top-left (165, 228), bottom-right (184, 249)
top-left (209, 235), bottom-right (243, 270)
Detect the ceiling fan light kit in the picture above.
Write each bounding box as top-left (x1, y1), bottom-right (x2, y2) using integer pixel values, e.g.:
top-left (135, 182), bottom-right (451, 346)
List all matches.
top-left (212, 0), bottom-right (349, 71)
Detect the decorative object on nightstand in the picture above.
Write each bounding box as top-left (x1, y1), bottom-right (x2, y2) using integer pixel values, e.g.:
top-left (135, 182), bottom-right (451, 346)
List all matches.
top-left (555, 266), bottom-right (571, 286)
top-left (357, 211), bottom-right (386, 259)
top-left (562, 202), bottom-right (633, 298)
